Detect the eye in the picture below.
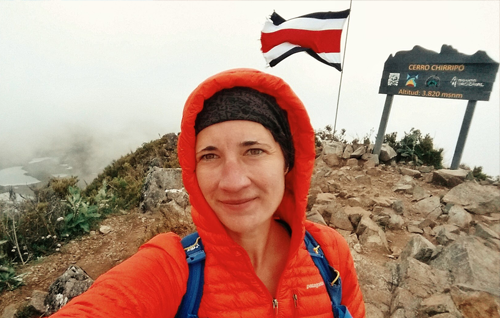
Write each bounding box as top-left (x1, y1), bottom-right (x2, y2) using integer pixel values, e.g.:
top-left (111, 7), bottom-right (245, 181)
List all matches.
top-left (246, 148), bottom-right (264, 156)
top-left (199, 153), bottom-right (219, 161)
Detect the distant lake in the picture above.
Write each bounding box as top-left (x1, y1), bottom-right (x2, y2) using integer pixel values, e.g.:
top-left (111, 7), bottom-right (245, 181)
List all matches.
top-left (0, 166), bottom-right (41, 186)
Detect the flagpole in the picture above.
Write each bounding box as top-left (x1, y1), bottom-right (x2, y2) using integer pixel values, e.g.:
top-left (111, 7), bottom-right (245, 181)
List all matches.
top-left (333, 0), bottom-right (353, 135)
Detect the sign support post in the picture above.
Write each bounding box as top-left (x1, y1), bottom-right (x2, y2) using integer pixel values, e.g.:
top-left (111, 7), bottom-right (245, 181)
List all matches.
top-left (373, 94), bottom-right (394, 155)
top-left (450, 100), bottom-right (477, 169)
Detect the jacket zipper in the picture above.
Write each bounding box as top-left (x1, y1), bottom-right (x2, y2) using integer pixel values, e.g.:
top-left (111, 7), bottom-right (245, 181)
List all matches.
top-left (272, 298), bottom-right (279, 316)
top-left (293, 294), bottom-right (299, 317)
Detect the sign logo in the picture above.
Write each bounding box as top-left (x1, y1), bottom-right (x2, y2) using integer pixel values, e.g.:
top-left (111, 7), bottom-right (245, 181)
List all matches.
top-left (426, 75), bottom-right (440, 87)
top-left (406, 74), bottom-right (418, 87)
top-left (388, 73), bottom-right (400, 86)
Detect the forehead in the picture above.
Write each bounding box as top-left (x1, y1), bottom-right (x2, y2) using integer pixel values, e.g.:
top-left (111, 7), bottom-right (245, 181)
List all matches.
top-left (195, 120), bottom-right (275, 147)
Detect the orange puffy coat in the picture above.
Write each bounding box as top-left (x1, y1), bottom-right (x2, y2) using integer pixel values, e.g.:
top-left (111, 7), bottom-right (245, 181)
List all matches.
top-left (49, 68), bottom-right (365, 318)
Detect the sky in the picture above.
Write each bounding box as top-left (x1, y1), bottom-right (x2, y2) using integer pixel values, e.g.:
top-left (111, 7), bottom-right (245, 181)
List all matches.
top-left (0, 0), bottom-right (499, 180)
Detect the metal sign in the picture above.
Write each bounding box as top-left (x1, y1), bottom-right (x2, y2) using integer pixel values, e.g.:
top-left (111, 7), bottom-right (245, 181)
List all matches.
top-left (374, 45), bottom-right (499, 170)
top-left (379, 45), bottom-right (499, 101)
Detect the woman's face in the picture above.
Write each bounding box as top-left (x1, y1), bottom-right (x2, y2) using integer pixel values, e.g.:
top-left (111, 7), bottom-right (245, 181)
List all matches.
top-left (195, 120), bottom-right (287, 236)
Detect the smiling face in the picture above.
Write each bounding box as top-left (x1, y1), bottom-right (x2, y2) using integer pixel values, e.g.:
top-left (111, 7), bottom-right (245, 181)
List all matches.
top-left (195, 120), bottom-right (287, 237)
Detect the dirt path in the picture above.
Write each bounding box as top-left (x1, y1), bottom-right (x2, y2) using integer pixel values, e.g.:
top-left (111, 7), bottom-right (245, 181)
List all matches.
top-left (0, 209), bottom-right (164, 313)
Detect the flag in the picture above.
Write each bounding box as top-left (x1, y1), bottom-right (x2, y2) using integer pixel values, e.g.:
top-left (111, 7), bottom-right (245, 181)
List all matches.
top-left (261, 10), bottom-right (350, 71)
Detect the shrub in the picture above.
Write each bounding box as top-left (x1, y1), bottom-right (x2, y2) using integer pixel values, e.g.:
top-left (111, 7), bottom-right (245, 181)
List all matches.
top-left (384, 128), bottom-right (443, 168)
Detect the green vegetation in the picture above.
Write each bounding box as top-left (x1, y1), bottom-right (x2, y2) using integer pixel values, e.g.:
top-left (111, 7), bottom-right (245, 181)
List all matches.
top-left (384, 128), bottom-right (443, 168)
top-left (0, 133), bottom-right (180, 292)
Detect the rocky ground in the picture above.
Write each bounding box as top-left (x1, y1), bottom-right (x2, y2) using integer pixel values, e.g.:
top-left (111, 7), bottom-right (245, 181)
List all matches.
top-left (1, 141), bottom-right (499, 318)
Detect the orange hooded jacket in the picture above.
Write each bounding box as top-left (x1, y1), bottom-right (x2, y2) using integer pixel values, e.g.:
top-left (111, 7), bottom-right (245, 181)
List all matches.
top-left (49, 69), bottom-right (365, 318)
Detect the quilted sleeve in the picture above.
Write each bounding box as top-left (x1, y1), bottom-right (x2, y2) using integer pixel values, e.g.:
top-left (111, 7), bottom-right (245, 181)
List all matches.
top-left (305, 221), bottom-right (366, 318)
top-left (49, 232), bottom-right (189, 318)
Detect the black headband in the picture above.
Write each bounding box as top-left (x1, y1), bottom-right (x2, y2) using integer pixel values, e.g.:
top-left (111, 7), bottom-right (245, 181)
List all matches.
top-left (195, 87), bottom-right (294, 170)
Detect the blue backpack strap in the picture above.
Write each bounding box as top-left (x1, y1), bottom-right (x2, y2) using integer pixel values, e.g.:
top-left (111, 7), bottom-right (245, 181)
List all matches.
top-left (175, 232), bottom-right (206, 318)
top-left (304, 231), bottom-right (353, 318)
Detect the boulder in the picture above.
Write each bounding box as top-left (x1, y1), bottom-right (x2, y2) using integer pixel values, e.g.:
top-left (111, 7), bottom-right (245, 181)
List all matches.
top-left (400, 234), bottom-right (436, 263)
top-left (474, 223), bottom-right (500, 241)
top-left (379, 144), bottom-right (397, 162)
top-left (412, 185), bottom-right (430, 201)
top-left (397, 257), bottom-right (450, 299)
top-left (28, 290), bottom-right (49, 314)
top-left (413, 196), bottom-right (442, 219)
top-left (315, 193), bottom-right (336, 205)
top-left (322, 140), bottom-right (344, 156)
top-left (350, 146), bottom-right (366, 158)
top-left (45, 265), bottom-right (94, 315)
top-left (418, 293), bottom-right (461, 318)
top-left (140, 167), bottom-right (183, 212)
top-left (322, 153), bottom-right (341, 167)
top-left (432, 169), bottom-right (471, 188)
top-left (362, 153), bottom-right (380, 166)
top-left (400, 167), bottom-right (421, 178)
top-left (442, 182), bottom-right (500, 215)
top-left (342, 144), bottom-right (353, 159)
top-left (346, 158), bottom-right (358, 167)
top-left (450, 285), bottom-right (500, 318)
top-left (306, 210), bottom-right (327, 226)
top-left (392, 175), bottom-right (416, 194)
top-left (355, 174), bottom-right (371, 185)
top-left (447, 205), bottom-right (473, 228)
top-left (434, 224), bottom-right (460, 245)
top-left (431, 236), bottom-right (500, 296)
top-left (356, 216), bottom-right (390, 252)
top-left (327, 205), bottom-right (354, 231)
top-left (390, 287), bottom-right (422, 318)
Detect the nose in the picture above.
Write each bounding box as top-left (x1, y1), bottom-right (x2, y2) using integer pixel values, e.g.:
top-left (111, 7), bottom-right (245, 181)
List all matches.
top-left (218, 158), bottom-right (251, 192)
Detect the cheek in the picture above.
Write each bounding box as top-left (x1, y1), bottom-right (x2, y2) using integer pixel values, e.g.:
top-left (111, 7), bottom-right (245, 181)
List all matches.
top-left (196, 167), bottom-right (213, 197)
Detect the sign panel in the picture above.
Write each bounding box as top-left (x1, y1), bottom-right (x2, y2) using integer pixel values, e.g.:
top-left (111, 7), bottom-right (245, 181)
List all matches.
top-left (379, 45), bottom-right (499, 101)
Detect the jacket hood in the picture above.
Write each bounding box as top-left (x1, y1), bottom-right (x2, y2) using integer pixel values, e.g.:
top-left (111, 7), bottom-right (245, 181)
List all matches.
top-left (178, 68), bottom-right (316, 256)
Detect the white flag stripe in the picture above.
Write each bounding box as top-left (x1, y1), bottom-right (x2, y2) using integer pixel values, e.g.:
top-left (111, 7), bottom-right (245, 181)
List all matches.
top-left (262, 17), bottom-right (346, 33)
top-left (262, 42), bottom-right (301, 63)
top-left (317, 52), bottom-right (342, 64)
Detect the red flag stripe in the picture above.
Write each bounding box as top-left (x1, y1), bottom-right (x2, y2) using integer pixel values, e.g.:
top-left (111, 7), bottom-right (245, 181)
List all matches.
top-left (261, 29), bottom-right (342, 54)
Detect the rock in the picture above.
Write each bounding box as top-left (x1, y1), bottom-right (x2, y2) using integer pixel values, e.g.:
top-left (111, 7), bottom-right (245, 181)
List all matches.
top-left (362, 153), bottom-right (380, 166)
top-left (347, 197), bottom-right (363, 207)
top-left (366, 167), bottom-right (382, 177)
top-left (140, 167), bottom-right (184, 212)
top-left (397, 257), bottom-right (450, 299)
top-left (99, 225), bottom-right (112, 235)
top-left (328, 206), bottom-right (354, 231)
top-left (29, 290), bottom-right (49, 314)
top-left (356, 216), bottom-right (390, 252)
top-left (434, 224), bottom-right (460, 245)
top-left (392, 175), bottom-right (416, 194)
top-left (1, 304), bottom-right (17, 318)
top-left (306, 210), bottom-right (327, 226)
top-left (342, 144), bottom-right (353, 159)
top-left (392, 200), bottom-right (405, 214)
top-left (45, 265), bottom-right (94, 315)
top-left (355, 174), bottom-right (371, 185)
top-left (442, 181), bottom-right (500, 215)
top-left (379, 144), bottom-right (397, 162)
top-left (474, 223), bottom-right (500, 241)
top-left (388, 214), bottom-right (404, 230)
top-left (165, 189), bottom-right (190, 209)
top-left (364, 303), bottom-right (385, 318)
top-left (450, 285), bottom-right (500, 318)
top-left (322, 153), bottom-right (341, 167)
top-left (418, 165), bottom-right (434, 173)
top-left (408, 225), bottom-right (423, 234)
top-left (350, 146), bottom-right (366, 158)
top-left (431, 236), bottom-right (500, 296)
top-left (418, 219), bottom-right (436, 229)
top-left (315, 193), bottom-right (336, 204)
top-left (448, 205), bottom-right (473, 228)
top-left (400, 167), bottom-right (421, 178)
top-left (400, 234), bottom-right (436, 263)
top-left (390, 287), bottom-right (422, 318)
top-left (346, 158), bottom-right (358, 167)
top-left (413, 196), bottom-right (442, 219)
top-left (322, 140), bottom-right (344, 157)
top-left (419, 293), bottom-right (461, 317)
top-left (412, 185), bottom-right (430, 201)
top-left (432, 168), bottom-right (471, 188)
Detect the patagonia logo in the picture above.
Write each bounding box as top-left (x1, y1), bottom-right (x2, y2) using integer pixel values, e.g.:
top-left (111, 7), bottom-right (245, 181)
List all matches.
top-left (306, 281), bottom-right (325, 289)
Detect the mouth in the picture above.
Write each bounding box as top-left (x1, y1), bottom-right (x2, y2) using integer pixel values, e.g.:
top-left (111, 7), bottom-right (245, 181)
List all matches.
top-left (219, 198), bottom-right (256, 206)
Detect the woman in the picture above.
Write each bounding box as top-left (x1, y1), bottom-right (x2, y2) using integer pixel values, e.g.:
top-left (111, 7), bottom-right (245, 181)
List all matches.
top-left (49, 68), bottom-right (365, 317)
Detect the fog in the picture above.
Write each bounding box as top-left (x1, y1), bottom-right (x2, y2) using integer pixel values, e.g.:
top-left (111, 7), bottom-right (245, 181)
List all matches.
top-left (1, 1), bottom-right (498, 183)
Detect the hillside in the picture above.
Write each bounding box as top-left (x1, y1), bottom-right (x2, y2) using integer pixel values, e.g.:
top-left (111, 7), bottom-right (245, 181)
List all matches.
top-left (1, 133), bottom-right (499, 318)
